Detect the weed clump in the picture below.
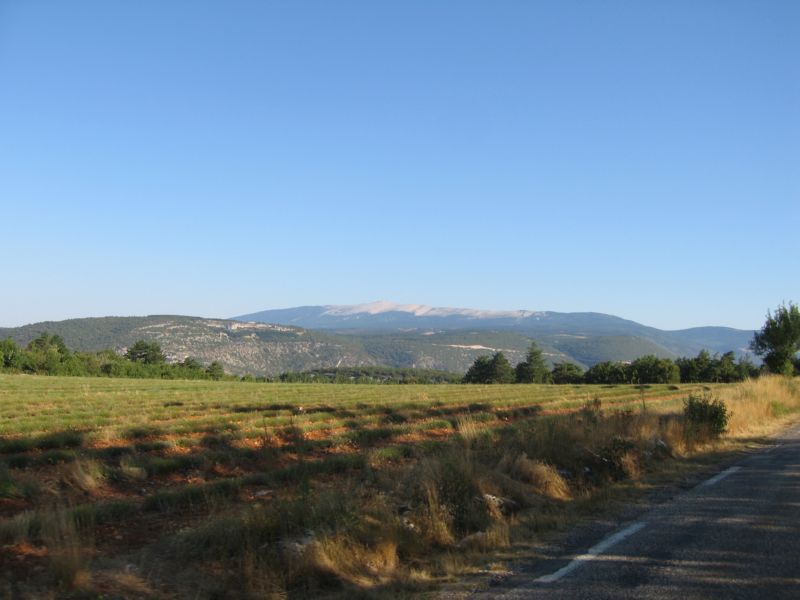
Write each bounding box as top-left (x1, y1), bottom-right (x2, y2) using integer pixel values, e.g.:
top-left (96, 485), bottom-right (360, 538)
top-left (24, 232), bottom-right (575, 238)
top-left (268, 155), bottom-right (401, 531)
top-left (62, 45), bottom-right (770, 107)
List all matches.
top-left (42, 507), bottom-right (92, 591)
top-left (683, 394), bottom-right (729, 439)
top-left (61, 459), bottom-right (106, 495)
top-left (416, 452), bottom-right (490, 540)
top-left (498, 454), bottom-right (571, 501)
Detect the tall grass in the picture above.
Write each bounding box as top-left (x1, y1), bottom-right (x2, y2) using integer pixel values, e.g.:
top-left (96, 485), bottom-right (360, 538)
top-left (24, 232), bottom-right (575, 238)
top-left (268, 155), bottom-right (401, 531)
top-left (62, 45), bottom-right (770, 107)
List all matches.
top-left (42, 507), bottom-right (93, 590)
top-left (720, 376), bottom-right (800, 434)
top-left (2, 374), bottom-right (798, 598)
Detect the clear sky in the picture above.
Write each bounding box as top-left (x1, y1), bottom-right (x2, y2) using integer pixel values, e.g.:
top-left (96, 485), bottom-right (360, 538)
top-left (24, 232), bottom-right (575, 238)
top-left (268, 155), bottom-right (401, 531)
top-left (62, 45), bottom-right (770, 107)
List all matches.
top-left (1, 1), bottom-right (797, 330)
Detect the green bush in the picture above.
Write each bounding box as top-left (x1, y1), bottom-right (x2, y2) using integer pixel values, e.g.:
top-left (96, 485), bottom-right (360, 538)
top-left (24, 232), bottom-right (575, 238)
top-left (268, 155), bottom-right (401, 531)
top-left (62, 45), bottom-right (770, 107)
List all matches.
top-left (683, 394), bottom-right (729, 438)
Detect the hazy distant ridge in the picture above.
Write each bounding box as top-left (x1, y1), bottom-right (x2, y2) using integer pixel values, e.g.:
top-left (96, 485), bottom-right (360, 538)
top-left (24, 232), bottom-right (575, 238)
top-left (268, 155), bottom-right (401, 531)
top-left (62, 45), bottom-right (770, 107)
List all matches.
top-left (234, 301), bottom-right (754, 356)
top-left (0, 303), bottom-right (755, 377)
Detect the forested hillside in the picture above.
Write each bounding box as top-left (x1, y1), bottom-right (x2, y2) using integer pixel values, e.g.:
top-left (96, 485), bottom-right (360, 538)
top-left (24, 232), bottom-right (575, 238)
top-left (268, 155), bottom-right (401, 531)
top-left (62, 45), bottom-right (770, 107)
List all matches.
top-left (0, 311), bottom-right (757, 377)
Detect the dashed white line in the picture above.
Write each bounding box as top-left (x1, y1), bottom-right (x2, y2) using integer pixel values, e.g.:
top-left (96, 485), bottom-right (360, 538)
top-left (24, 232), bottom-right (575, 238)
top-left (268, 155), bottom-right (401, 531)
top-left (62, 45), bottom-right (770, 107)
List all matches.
top-left (533, 463), bottom-right (748, 584)
top-left (535, 521), bottom-right (647, 583)
top-left (698, 466), bottom-right (741, 488)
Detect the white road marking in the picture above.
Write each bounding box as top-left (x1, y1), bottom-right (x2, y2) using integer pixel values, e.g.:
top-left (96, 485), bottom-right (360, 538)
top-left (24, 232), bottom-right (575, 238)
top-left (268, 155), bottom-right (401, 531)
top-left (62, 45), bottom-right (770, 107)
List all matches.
top-left (698, 466), bottom-right (741, 488)
top-left (535, 522), bottom-right (647, 583)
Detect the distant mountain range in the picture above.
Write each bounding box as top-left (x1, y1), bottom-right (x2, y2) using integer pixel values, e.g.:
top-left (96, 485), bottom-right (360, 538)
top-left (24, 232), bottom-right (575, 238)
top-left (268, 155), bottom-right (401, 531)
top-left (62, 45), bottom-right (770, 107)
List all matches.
top-left (235, 301), bottom-right (754, 357)
top-left (0, 302), bottom-right (755, 377)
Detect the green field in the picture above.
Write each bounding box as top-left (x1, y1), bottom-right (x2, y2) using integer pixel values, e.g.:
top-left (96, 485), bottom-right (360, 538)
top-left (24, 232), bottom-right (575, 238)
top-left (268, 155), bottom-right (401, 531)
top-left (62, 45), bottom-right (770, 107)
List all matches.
top-left (0, 375), bottom-right (737, 598)
top-left (0, 375), bottom-right (716, 438)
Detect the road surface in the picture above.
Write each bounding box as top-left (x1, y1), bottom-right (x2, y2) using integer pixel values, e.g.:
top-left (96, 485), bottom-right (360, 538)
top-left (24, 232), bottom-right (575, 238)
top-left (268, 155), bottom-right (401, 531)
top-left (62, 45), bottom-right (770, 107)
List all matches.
top-left (470, 423), bottom-right (800, 599)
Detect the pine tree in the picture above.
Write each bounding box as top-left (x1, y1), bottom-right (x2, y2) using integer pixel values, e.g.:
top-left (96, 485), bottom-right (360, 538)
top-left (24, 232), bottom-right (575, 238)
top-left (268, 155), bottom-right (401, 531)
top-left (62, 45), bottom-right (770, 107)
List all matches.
top-left (463, 352), bottom-right (515, 384)
top-left (515, 342), bottom-right (551, 383)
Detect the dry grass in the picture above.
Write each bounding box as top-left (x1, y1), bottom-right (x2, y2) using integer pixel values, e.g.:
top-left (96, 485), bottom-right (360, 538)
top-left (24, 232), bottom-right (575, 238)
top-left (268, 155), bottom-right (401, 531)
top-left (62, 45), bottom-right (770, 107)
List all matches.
top-left (118, 455), bottom-right (148, 480)
top-left (455, 415), bottom-right (484, 446)
top-left (61, 458), bottom-right (106, 495)
top-left (660, 416), bottom-right (689, 456)
top-left (721, 376), bottom-right (800, 435)
top-left (420, 487), bottom-right (457, 548)
top-left (309, 377), bottom-right (799, 596)
top-left (41, 507), bottom-right (92, 591)
top-left (94, 571), bottom-right (157, 599)
top-left (311, 536), bottom-right (399, 588)
top-left (457, 521), bottom-right (510, 552)
top-left (498, 454), bottom-right (572, 501)
top-left (2, 375), bottom-right (799, 598)
top-left (618, 449), bottom-right (642, 479)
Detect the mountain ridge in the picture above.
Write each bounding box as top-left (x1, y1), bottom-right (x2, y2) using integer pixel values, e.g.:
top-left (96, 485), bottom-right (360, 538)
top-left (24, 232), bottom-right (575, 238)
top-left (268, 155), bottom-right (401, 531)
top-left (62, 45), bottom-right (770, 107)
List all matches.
top-left (233, 302), bottom-right (754, 351)
top-left (0, 304), bottom-right (756, 377)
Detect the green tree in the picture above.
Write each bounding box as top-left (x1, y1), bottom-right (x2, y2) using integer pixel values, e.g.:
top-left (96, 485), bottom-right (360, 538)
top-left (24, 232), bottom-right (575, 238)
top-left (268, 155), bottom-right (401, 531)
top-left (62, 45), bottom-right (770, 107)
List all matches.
top-left (181, 357), bottom-right (203, 371)
top-left (751, 302), bottom-right (800, 376)
top-left (0, 338), bottom-right (22, 370)
top-left (23, 332), bottom-right (71, 374)
top-left (551, 362), bottom-right (584, 384)
top-left (27, 332), bottom-right (69, 356)
top-left (489, 352), bottom-right (516, 383)
top-left (737, 354), bottom-right (759, 380)
top-left (125, 340), bottom-right (166, 365)
top-left (584, 361), bottom-right (627, 384)
top-left (206, 361), bottom-right (225, 380)
top-left (628, 355), bottom-right (679, 384)
top-left (676, 350), bottom-right (716, 383)
top-left (717, 351), bottom-right (739, 383)
top-left (695, 350), bottom-right (716, 382)
top-left (464, 356), bottom-right (492, 383)
top-left (463, 352), bottom-right (515, 384)
top-left (515, 342), bottom-right (552, 383)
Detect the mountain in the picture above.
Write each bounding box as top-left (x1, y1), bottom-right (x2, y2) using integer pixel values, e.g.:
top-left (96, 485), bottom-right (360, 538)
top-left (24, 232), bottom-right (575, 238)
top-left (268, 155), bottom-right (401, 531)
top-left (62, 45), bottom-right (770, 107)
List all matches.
top-left (0, 316), bottom-right (375, 376)
top-left (234, 301), bottom-right (756, 361)
top-left (0, 316), bottom-right (568, 376)
top-left (0, 304), bottom-right (756, 377)
top-left (236, 301), bottom-right (557, 331)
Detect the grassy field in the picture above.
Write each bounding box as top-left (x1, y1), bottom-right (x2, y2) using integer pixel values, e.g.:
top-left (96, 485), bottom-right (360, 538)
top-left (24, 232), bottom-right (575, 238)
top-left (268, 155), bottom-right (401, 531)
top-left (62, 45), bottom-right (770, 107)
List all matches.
top-left (0, 375), bottom-right (797, 599)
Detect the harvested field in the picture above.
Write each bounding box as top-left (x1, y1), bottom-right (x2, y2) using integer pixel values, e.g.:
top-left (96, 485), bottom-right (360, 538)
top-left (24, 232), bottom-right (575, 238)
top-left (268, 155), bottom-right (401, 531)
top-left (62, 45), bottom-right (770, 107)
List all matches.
top-left (0, 375), bottom-right (796, 599)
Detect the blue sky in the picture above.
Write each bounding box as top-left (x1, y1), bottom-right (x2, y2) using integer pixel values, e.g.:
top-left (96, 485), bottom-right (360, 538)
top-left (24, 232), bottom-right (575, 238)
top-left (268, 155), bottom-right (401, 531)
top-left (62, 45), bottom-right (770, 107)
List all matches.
top-left (1, 1), bottom-right (797, 330)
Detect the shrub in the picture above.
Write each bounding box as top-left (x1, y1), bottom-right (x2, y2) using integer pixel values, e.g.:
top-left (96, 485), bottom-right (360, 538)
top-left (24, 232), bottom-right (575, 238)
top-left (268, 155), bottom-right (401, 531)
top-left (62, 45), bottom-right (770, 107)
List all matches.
top-left (416, 452), bottom-right (490, 539)
top-left (683, 394), bottom-right (729, 438)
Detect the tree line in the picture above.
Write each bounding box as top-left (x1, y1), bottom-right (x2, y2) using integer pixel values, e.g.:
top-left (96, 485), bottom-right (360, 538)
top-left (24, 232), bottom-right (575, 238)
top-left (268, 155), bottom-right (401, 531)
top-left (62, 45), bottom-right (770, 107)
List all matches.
top-left (2, 303), bottom-right (797, 384)
top-left (464, 302), bottom-right (800, 385)
top-left (278, 366), bottom-right (463, 384)
top-left (464, 344), bottom-right (761, 385)
top-left (0, 334), bottom-right (463, 384)
top-left (0, 334), bottom-right (234, 381)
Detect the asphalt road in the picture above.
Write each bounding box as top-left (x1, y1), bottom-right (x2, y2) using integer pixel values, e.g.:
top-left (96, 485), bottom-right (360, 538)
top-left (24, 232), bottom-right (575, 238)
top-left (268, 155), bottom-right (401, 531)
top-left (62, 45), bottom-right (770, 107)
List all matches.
top-left (473, 424), bottom-right (800, 599)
